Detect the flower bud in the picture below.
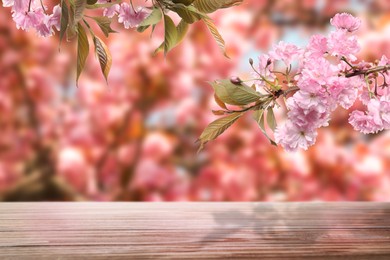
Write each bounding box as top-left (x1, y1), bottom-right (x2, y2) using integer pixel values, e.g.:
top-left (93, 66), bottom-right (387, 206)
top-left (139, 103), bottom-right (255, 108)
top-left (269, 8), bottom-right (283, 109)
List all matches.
top-left (230, 76), bottom-right (242, 85)
top-left (249, 58), bottom-right (254, 66)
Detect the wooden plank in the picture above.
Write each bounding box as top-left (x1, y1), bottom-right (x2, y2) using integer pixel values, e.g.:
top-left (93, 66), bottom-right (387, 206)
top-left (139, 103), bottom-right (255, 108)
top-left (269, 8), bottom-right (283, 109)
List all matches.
top-left (0, 202), bottom-right (390, 259)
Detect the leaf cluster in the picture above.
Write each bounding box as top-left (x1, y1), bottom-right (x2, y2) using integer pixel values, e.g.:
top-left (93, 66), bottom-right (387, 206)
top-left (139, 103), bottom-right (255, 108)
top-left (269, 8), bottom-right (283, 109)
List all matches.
top-left (58, 0), bottom-right (242, 84)
top-left (60, 0), bottom-right (116, 85)
top-left (198, 79), bottom-right (279, 151)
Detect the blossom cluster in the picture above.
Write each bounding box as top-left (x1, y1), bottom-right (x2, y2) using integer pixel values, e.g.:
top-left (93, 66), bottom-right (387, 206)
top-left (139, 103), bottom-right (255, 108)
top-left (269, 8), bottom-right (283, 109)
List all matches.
top-left (98, 0), bottom-right (150, 29)
top-left (250, 13), bottom-right (390, 151)
top-left (3, 0), bottom-right (61, 37)
top-left (2, 0), bottom-right (150, 37)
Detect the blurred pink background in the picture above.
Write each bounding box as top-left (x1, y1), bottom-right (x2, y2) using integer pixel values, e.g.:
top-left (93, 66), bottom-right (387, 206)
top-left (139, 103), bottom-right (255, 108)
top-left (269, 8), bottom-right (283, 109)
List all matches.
top-left (0, 0), bottom-right (389, 201)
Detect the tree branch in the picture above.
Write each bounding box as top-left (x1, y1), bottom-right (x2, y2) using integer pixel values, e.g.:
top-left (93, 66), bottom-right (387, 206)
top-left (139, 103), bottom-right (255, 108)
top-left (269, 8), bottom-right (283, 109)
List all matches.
top-left (345, 65), bottom-right (390, 78)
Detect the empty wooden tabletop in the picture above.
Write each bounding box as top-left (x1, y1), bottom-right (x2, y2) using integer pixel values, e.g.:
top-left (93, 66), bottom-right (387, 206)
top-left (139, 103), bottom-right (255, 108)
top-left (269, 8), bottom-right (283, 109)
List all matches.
top-left (1, 202), bottom-right (390, 259)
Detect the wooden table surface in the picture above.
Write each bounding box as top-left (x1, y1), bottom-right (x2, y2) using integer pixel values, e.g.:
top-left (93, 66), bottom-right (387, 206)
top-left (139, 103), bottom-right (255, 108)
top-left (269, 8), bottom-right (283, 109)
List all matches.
top-left (1, 202), bottom-right (390, 259)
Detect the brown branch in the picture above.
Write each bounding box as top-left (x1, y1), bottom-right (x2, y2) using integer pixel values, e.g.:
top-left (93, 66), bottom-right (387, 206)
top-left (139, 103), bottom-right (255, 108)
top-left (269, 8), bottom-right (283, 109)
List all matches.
top-left (225, 86), bottom-right (299, 114)
top-left (345, 65), bottom-right (390, 78)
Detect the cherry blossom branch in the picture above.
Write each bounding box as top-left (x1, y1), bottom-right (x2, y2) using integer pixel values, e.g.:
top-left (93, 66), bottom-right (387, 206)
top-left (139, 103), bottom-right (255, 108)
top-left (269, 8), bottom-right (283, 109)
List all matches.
top-left (345, 65), bottom-right (390, 78)
top-left (200, 13), bottom-right (390, 152)
top-left (4, 0), bottom-right (240, 84)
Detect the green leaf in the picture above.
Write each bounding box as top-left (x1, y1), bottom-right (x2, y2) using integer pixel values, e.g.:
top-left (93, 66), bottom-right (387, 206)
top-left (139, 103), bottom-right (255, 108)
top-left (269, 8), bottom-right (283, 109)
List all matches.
top-left (154, 43), bottom-right (164, 55)
top-left (139, 8), bottom-right (162, 27)
top-left (137, 25), bottom-right (150, 33)
top-left (86, 0), bottom-right (120, 9)
top-left (172, 0), bottom-right (195, 5)
top-left (91, 16), bottom-right (117, 37)
top-left (93, 36), bottom-right (112, 83)
top-left (193, 0), bottom-right (242, 13)
top-left (252, 109), bottom-right (277, 145)
top-left (59, 0), bottom-right (69, 49)
top-left (66, 1), bottom-right (77, 41)
top-left (266, 107), bottom-right (277, 131)
top-left (76, 24), bottom-right (89, 84)
top-left (211, 79), bottom-right (262, 106)
top-left (87, 0), bottom-right (97, 4)
top-left (220, 0), bottom-right (243, 9)
top-left (193, 0), bottom-right (220, 13)
top-left (171, 4), bottom-right (205, 24)
top-left (198, 112), bottom-right (242, 150)
top-left (176, 20), bottom-right (189, 43)
top-left (154, 19), bottom-right (188, 55)
top-left (203, 17), bottom-right (228, 58)
top-left (74, 0), bottom-right (87, 23)
top-left (214, 94), bottom-right (227, 109)
top-left (163, 14), bottom-right (178, 55)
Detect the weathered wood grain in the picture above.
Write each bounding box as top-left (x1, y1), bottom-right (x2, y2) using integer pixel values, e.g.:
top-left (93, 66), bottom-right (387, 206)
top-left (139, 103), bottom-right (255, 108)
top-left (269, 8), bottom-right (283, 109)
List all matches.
top-left (0, 202), bottom-right (390, 259)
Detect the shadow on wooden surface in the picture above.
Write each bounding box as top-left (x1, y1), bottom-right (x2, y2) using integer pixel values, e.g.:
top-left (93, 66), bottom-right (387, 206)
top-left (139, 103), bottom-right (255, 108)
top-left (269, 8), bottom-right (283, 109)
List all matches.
top-left (0, 203), bottom-right (390, 259)
top-left (199, 203), bottom-right (390, 257)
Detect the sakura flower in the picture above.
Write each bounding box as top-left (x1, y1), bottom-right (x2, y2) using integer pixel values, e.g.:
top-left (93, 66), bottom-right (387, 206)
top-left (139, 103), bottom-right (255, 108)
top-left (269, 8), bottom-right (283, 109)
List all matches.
top-left (367, 96), bottom-right (390, 129)
top-left (35, 17), bottom-right (52, 37)
top-left (118, 3), bottom-right (150, 29)
top-left (359, 89), bottom-right (371, 105)
top-left (98, 0), bottom-right (120, 18)
top-left (296, 75), bottom-right (323, 94)
top-left (11, 0), bottom-right (31, 12)
top-left (378, 55), bottom-right (390, 66)
top-left (275, 121), bottom-right (317, 152)
top-left (330, 13), bottom-right (361, 32)
top-left (301, 57), bottom-right (336, 83)
top-left (104, 5), bottom-right (120, 18)
top-left (2, 0), bottom-right (14, 7)
top-left (336, 86), bottom-right (358, 109)
top-left (349, 110), bottom-right (382, 134)
top-left (48, 4), bottom-right (61, 31)
top-left (305, 34), bottom-right (328, 59)
top-left (12, 9), bottom-right (44, 31)
top-left (287, 95), bottom-right (330, 129)
top-left (292, 91), bottom-right (328, 114)
top-left (270, 41), bottom-right (303, 66)
top-left (328, 30), bottom-right (360, 61)
top-left (377, 55), bottom-right (390, 84)
top-left (328, 77), bottom-right (360, 109)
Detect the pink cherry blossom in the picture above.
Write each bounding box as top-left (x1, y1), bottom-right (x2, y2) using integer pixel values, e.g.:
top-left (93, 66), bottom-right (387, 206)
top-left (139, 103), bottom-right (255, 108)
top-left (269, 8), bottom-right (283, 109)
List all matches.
top-left (330, 13), bottom-right (361, 32)
top-left (5, 0), bottom-right (150, 37)
top-left (305, 34), bottom-right (328, 59)
top-left (328, 77), bottom-right (360, 109)
top-left (348, 110), bottom-right (382, 134)
top-left (103, 5), bottom-right (120, 18)
top-left (48, 4), bottom-right (61, 31)
top-left (11, 0), bottom-right (31, 13)
top-left (292, 91), bottom-right (328, 114)
top-left (269, 41), bottom-right (303, 66)
top-left (359, 89), bottom-right (371, 105)
top-left (275, 121), bottom-right (317, 152)
top-left (302, 57), bottom-right (337, 84)
top-left (12, 9), bottom-right (44, 31)
top-left (2, 0), bottom-right (14, 7)
top-left (35, 17), bottom-right (52, 37)
top-left (287, 96), bottom-right (330, 129)
top-left (367, 96), bottom-right (390, 129)
top-left (98, 0), bottom-right (120, 18)
top-left (327, 30), bottom-right (360, 61)
top-left (118, 3), bottom-right (150, 29)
